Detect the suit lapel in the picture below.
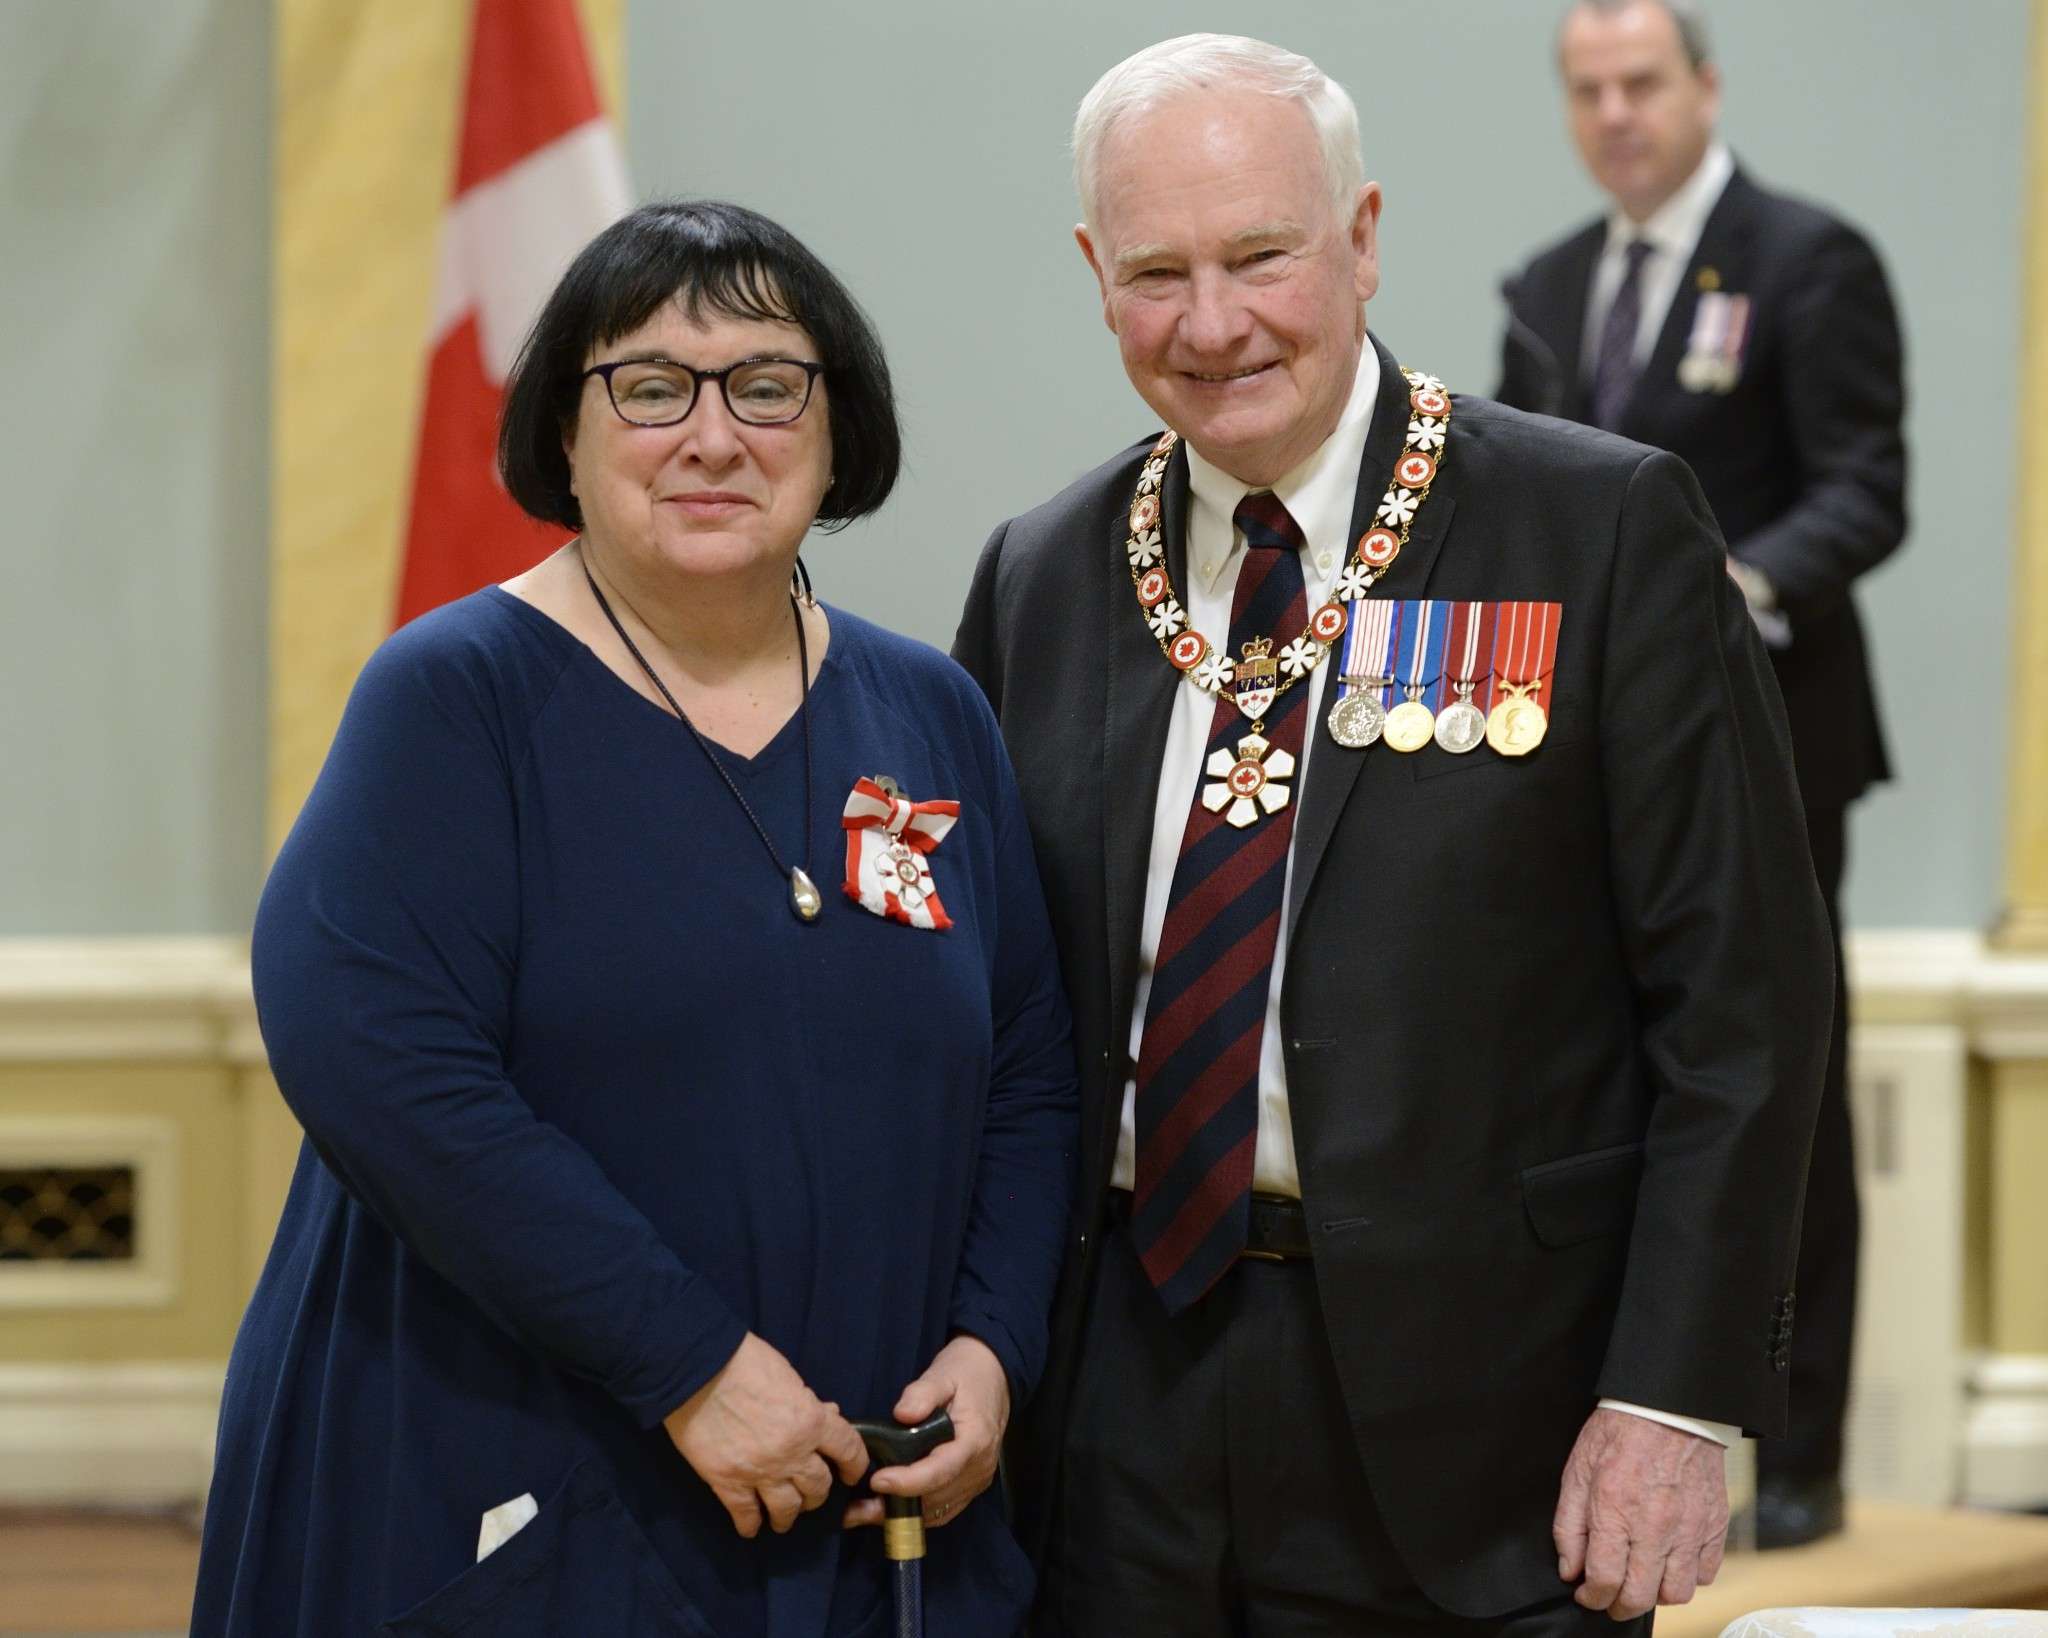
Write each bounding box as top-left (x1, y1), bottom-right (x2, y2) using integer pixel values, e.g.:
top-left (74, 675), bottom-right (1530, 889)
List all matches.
top-left (1542, 225), bottom-right (1603, 423)
top-left (1102, 441), bottom-right (1187, 1087)
top-left (1621, 167), bottom-right (1755, 437)
top-left (1284, 337), bottom-right (1458, 943)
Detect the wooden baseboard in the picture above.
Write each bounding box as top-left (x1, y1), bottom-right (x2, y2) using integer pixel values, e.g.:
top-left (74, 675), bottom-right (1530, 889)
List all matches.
top-left (0, 937), bottom-right (259, 1063)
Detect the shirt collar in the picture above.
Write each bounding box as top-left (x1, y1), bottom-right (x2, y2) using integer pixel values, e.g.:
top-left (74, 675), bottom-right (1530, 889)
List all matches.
top-left (1182, 343), bottom-right (1381, 594)
top-left (1604, 140), bottom-right (1733, 260)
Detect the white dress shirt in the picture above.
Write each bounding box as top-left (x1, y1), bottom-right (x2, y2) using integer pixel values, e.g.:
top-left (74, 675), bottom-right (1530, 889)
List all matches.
top-left (1107, 344), bottom-right (1738, 1448)
top-left (1111, 345), bottom-right (1378, 1199)
top-left (1580, 141), bottom-right (1734, 375)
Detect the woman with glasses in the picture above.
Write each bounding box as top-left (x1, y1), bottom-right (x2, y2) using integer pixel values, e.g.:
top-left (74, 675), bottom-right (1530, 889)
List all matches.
top-left (193, 201), bottom-right (1076, 1638)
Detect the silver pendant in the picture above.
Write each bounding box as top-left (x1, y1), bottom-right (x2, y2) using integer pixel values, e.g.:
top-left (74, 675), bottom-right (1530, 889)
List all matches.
top-left (790, 867), bottom-right (822, 922)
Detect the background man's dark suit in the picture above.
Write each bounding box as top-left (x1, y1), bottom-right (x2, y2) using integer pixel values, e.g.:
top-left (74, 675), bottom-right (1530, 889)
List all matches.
top-left (955, 338), bottom-right (1833, 1616)
top-left (1499, 166), bottom-right (1908, 1495)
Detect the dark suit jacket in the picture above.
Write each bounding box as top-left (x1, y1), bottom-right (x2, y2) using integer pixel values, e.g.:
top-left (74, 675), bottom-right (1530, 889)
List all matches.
top-left (1498, 165), bottom-right (1908, 813)
top-left (953, 337), bottom-right (1833, 1617)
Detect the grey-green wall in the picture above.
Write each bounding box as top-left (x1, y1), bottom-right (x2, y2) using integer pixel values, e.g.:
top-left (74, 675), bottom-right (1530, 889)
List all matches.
top-left (626, 1), bottom-right (2028, 932)
top-left (0, 0), bottom-right (269, 936)
top-left (0, 3), bottom-right (2025, 933)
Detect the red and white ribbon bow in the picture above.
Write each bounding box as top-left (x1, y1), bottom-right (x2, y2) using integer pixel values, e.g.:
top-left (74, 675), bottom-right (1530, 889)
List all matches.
top-left (841, 778), bottom-right (960, 930)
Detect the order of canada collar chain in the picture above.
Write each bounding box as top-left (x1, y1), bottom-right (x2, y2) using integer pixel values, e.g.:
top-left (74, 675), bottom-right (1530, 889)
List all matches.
top-left (1124, 366), bottom-right (1453, 724)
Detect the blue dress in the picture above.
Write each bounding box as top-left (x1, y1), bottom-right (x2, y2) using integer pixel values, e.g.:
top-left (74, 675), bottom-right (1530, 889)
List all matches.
top-left (192, 590), bottom-right (1078, 1638)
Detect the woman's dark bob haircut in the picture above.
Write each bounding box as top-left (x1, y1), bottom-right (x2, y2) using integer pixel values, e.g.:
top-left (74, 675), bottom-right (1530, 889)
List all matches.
top-left (499, 200), bottom-right (900, 532)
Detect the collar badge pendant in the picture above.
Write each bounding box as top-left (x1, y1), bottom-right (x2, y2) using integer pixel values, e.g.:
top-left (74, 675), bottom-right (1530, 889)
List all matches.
top-left (1232, 636), bottom-right (1279, 723)
top-left (1122, 366), bottom-right (1456, 805)
top-left (1202, 731), bottom-right (1295, 829)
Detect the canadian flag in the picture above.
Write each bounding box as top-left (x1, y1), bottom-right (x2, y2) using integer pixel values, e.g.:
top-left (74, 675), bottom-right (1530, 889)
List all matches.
top-left (393, 0), bottom-right (630, 627)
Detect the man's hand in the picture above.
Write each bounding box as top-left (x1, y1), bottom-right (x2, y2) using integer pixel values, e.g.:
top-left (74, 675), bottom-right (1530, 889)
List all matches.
top-left (1554, 1407), bottom-right (1729, 1619)
top-left (842, 1334), bottom-right (1010, 1531)
top-left (662, 1332), bottom-right (869, 1538)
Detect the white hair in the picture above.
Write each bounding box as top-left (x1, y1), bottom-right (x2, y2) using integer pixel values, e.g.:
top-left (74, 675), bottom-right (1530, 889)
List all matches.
top-left (1071, 34), bottom-right (1365, 234)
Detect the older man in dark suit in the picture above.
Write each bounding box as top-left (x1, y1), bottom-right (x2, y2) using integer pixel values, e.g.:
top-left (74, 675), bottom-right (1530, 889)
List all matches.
top-left (954, 30), bottom-right (1832, 1636)
top-left (1498, 0), bottom-right (1909, 1549)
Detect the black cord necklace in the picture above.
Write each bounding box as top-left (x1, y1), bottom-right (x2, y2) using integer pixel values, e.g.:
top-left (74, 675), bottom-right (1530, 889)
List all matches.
top-left (581, 557), bottom-right (822, 924)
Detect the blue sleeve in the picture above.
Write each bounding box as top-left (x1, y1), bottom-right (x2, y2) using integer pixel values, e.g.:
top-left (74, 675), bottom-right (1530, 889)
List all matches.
top-left (252, 631), bottom-right (746, 1428)
top-left (946, 710), bottom-right (1079, 1404)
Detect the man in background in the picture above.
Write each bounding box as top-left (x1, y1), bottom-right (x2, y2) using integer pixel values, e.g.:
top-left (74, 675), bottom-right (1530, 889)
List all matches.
top-left (1499, 0), bottom-right (1908, 1548)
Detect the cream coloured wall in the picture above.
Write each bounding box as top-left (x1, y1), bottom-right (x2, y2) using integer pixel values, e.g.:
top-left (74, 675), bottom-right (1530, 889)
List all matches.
top-left (0, 942), bottom-right (277, 1367)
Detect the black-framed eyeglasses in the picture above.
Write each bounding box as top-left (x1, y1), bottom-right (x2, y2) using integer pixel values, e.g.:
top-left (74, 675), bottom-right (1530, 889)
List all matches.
top-left (581, 356), bottom-right (826, 428)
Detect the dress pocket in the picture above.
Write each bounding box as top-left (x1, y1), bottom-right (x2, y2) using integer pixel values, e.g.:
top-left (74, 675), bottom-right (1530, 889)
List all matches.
top-left (379, 1459), bottom-right (712, 1638)
top-left (1520, 1141), bottom-right (1646, 1248)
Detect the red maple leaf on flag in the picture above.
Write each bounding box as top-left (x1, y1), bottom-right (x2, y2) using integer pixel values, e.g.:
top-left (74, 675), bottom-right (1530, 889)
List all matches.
top-left (394, 0), bottom-right (630, 627)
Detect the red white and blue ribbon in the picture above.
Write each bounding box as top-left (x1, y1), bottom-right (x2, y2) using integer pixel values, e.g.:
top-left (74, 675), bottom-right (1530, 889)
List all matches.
top-left (1391, 599), bottom-right (1448, 703)
top-left (1679, 292), bottom-right (1750, 392)
top-left (1333, 597), bottom-right (1399, 706)
top-left (841, 778), bottom-right (959, 930)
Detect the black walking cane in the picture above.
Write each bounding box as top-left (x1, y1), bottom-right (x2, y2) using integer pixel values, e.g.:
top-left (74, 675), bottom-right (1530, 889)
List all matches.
top-left (850, 1410), bottom-right (955, 1638)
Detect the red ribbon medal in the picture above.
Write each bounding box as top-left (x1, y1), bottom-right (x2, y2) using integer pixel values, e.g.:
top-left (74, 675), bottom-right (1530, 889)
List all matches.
top-left (841, 777), bottom-right (959, 929)
top-left (1432, 601), bottom-right (1498, 756)
top-left (1485, 602), bottom-right (1562, 757)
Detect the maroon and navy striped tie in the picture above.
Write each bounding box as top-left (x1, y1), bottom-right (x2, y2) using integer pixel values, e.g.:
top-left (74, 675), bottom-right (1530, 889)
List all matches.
top-left (1132, 490), bottom-right (1309, 1313)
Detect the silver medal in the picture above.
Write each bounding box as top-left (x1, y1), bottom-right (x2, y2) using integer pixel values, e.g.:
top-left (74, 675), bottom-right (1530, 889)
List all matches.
top-left (1433, 699), bottom-right (1487, 755)
top-left (1327, 691), bottom-right (1386, 749)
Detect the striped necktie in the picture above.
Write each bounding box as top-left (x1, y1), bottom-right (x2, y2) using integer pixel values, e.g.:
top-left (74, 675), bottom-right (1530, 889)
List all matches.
top-left (1131, 490), bottom-right (1309, 1313)
top-left (1591, 237), bottom-right (1653, 430)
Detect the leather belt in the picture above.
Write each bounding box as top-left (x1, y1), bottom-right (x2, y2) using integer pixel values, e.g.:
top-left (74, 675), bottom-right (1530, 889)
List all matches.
top-left (1108, 1190), bottom-right (1313, 1262)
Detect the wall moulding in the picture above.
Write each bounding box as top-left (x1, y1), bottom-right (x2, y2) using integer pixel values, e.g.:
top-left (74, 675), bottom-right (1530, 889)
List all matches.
top-left (0, 937), bottom-right (260, 1064)
top-left (0, 930), bottom-right (2041, 1064)
top-left (1849, 930), bottom-right (2048, 1056)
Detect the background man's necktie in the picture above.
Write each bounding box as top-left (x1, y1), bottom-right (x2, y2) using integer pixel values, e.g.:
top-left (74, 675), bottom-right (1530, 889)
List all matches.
top-left (1591, 237), bottom-right (1654, 430)
top-left (1132, 491), bottom-right (1309, 1314)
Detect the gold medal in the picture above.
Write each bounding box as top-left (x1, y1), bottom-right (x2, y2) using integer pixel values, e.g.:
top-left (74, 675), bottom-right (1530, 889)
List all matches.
top-left (1383, 698), bottom-right (1436, 753)
top-left (1485, 683), bottom-right (1548, 757)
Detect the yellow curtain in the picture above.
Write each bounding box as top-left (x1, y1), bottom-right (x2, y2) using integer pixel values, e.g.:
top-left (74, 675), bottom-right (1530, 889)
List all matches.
top-left (2001, 0), bottom-right (2048, 949)
top-left (270, 0), bottom-right (625, 848)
